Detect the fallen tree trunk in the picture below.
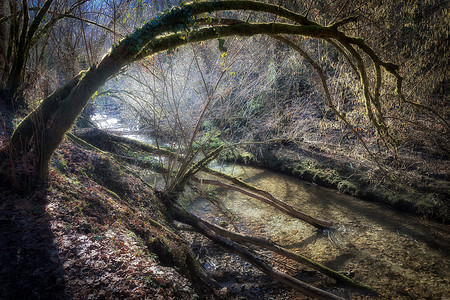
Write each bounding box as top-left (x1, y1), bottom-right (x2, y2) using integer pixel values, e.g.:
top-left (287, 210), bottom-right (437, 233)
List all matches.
top-left (180, 206), bottom-right (375, 293)
top-left (73, 128), bottom-right (331, 229)
top-left (196, 177), bottom-right (332, 229)
top-left (173, 206), bottom-right (346, 300)
top-left (74, 128), bottom-right (175, 158)
top-left (202, 168), bottom-right (333, 229)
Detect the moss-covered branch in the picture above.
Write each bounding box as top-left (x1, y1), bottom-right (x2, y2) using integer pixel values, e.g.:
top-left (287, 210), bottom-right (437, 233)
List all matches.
top-left (135, 22), bottom-right (336, 61)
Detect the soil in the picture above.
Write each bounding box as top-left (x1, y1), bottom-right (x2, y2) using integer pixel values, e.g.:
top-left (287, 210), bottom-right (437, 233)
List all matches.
top-left (0, 141), bottom-right (200, 300)
top-left (1, 131), bottom-right (449, 299)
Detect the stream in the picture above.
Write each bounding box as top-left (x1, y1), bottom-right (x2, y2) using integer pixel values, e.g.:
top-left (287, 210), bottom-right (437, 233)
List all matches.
top-left (91, 114), bottom-right (449, 298)
top-left (186, 164), bottom-right (450, 299)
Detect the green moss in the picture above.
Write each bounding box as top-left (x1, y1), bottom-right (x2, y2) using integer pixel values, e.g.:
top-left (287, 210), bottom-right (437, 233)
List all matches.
top-left (239, 150), bottom-right (255, 163)
top-left (116, 3), bottom-right (195, 55)
top-left (338, 180), bottom-right (358, 194)
top-left (55, 158), bottom-right (68, 172)
top-left (219, 220), bottom-right (228, 227)
top-left (312, 169), bottom-right (325, 182)
top-left (220, 148), bottom-right (255, 164)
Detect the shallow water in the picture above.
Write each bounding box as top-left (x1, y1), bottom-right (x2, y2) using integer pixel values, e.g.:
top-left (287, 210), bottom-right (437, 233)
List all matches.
top-left (92, 114), bottom-right (119, 129)
top-left (187, 164), bottom-right (450, 299)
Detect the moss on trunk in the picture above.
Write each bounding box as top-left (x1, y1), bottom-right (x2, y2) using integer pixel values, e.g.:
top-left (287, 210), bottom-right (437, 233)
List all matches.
top-left (0, 0), bottom-right (405, 193)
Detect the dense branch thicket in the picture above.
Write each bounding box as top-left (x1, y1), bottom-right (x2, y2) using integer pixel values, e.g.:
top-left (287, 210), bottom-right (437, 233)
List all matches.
top-left (0, 0), bottom-right (408, 187)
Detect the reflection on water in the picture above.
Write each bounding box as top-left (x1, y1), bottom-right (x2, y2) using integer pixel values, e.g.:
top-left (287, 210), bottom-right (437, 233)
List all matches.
top-left (187, 164), bottom-right (450, 299)
top-left (91, 114), bottom-right (119, 129)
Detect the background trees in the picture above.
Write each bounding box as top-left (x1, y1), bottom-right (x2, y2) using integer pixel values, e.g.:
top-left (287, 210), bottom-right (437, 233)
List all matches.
top-left (0, 0), bottom-right (87, 108)
top-left (0, 0), bottom-right (447, 194)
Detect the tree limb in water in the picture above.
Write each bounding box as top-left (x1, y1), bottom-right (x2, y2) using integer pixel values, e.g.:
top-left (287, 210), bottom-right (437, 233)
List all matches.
top-left (195, 177), bottom-right (332, 230)
top-left (173, 206), bottom-right (346, 300)
top-left (179, 207), bottom-right (375, 293)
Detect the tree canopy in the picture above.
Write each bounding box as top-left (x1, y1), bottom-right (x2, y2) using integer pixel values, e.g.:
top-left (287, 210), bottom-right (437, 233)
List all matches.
top-left (1, 0), bottom-right (412, 186)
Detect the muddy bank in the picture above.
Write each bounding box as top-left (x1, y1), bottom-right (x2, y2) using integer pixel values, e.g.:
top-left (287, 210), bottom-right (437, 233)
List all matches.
top-left (221, 140), bottom-right (450, 223)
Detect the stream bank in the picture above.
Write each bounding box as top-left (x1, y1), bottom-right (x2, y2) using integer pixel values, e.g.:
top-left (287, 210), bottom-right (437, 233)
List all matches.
top-left (221, 140), bottom-right (450, 223)
top-left (68, 128), bottom-right (449, 298)
top-left (0, 140), bottom-right (216, 300)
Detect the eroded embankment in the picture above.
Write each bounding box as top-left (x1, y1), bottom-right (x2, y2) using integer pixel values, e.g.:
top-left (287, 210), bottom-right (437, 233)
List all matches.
top-left (0, 140), bottom-right (213, 300)
top-left (221, 140), bottom-right (450, 223)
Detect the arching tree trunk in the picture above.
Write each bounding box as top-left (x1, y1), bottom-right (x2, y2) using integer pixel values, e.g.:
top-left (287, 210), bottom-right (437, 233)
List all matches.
top-left (0, 54), bottom-right (124, 185)
top-left (0, 2), bottom-right (410, 298)
top-left (0, 0), bottom-right (404, 189)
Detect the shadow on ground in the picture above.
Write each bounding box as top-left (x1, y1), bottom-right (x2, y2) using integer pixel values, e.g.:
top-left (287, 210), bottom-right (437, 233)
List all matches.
top-left (0, 187), bottom-right (66, 299)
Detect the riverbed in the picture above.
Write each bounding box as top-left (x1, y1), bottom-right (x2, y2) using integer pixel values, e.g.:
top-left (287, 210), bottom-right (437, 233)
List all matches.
top-left (186, 164), bottom-right (450, 299)
top-left (90, 114), bottom-right (449, 298)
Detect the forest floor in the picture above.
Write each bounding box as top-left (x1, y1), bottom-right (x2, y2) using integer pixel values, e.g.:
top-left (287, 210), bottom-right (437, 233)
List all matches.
top-left (0, 141), bottom-right (202, 299)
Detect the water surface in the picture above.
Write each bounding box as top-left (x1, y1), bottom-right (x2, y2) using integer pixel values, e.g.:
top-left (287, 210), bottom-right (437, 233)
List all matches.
top-left (187, 164), bottom-right (450, 299)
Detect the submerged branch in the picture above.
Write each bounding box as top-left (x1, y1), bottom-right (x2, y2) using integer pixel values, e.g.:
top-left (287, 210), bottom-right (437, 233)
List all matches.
top-left (196, 177), bottom-right (332, 230)
top-left (173, 206), bottom-right (346, 300)
top-left (178, 207), bottom-right (375, 292)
